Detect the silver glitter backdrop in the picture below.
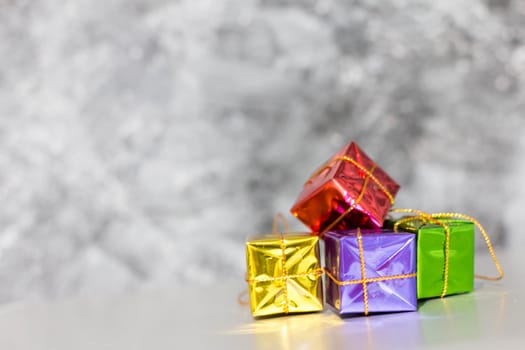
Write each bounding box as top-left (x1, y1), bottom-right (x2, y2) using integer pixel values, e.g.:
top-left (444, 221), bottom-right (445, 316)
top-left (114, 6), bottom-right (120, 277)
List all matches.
top-left (1, 0), bottom-right (524, 302)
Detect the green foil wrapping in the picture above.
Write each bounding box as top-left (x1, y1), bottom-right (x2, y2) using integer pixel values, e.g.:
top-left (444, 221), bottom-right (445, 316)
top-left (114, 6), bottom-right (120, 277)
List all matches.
top-left (393, 219), bottom-right (474, 299)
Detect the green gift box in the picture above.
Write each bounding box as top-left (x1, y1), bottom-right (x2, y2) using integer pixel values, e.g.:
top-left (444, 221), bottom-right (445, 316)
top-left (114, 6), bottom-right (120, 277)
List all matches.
top-left (392, 218), bottom-right (474, 299)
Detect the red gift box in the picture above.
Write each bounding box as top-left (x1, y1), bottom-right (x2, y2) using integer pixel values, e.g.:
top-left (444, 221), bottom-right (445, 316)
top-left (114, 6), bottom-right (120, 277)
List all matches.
top-left (290, 141), bottom-right (400, 234)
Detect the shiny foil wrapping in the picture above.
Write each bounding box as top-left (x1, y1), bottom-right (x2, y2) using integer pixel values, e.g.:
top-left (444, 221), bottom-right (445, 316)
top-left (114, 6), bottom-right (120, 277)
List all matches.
top-left (393, 218), bottom-right (474, 299)
top-left (246, 233), bottom-right (323, 317)
top-left (324, 229), bottom-right (417, 316)
top-left (290, 141), bottom-right (400, 233)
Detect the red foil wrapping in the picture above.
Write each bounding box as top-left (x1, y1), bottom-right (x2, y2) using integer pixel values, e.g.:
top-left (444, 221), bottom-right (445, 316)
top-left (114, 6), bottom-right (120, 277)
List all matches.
top-left (290, 141), bottom-right (400, 233)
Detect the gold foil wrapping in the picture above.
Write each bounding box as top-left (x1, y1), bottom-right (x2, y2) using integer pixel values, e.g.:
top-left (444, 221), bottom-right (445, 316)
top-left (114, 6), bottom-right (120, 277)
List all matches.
top-left (246, 233), bottom-right (323, 317)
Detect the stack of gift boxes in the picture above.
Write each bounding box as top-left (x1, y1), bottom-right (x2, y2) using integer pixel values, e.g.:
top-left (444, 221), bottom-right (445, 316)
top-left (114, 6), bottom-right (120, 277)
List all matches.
top-left (245, 140), bottom-right (493, 318)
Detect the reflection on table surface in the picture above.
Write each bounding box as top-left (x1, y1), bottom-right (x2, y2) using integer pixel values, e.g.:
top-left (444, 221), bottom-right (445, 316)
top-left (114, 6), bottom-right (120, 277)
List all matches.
top-left (222, 251), bottom-right (518, 350)
top-left (226, 290), bottom-right (501, 349)
top-left (0, 251), bottom-right (519, 350)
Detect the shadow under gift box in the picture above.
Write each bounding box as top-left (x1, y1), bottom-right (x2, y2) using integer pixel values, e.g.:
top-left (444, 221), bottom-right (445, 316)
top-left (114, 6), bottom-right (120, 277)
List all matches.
top-left (387, 218), bottom-right (475, 299)
top-left (290, 141), bottom-right (400, 233)
top-left (245, 234), bottom-right (323, 318)
top-left (324, 229), bottom-right (417, 316)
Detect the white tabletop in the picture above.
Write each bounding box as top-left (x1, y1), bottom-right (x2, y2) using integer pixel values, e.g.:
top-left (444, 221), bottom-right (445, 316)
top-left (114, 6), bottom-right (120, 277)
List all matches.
top-left (0, 249), bottom-right (521, 350)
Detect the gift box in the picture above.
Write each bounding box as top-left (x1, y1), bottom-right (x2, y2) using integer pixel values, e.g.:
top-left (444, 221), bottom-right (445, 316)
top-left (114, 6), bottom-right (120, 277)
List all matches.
top-left (391, 218), bottom-right (475, 299)
top-left (324, 229), bottom-right (417, 316)
top-left (245, 233), bottom-right (323, 317)
top-left (290, 141), bottom-right (400, 234)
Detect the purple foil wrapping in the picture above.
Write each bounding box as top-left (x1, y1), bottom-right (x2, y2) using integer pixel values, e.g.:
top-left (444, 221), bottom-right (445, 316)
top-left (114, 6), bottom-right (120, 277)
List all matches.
top-left (325, 229), bottom-right (417, 316)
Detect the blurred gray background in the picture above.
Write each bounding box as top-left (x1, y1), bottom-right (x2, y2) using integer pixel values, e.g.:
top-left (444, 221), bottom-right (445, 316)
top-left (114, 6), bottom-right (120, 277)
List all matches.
top-left (0, 0), bottom-right (524, 302)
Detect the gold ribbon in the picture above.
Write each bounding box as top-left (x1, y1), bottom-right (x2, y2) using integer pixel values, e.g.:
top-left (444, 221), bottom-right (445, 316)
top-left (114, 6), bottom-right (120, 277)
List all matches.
top-left (391, 208), bottom-right (504, 298)
top-left (305, 155), bottom-right (394, 236)
top-left (279, 232), bottom-right (289, 314)
top-left (245, 213), bottom-right (323, 314)
top-left (324, 228), bottom-right (417, 315)
top-left (306, 156), bottom-right (395, 205)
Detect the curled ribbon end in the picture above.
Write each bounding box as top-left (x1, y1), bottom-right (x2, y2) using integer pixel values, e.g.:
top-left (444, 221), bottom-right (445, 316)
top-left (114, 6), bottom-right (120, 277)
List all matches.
top-left (475, 273), bottom-right (504, 281)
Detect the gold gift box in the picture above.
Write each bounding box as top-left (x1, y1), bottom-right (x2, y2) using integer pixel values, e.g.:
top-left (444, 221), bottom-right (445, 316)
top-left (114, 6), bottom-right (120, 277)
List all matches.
top-left (246, 233), bottom-right (323, 317)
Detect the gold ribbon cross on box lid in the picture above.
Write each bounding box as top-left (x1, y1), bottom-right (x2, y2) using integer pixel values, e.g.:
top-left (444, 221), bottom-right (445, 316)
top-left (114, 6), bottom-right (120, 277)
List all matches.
top-left (245, 214), bottom-right (323, 318)
top-left (389, 208), bottom-right (503, 299)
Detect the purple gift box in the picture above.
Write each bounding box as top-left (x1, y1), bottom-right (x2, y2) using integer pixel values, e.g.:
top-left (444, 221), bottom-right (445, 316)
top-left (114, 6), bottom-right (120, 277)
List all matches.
top-left (324, 229), bottom-right (417, 316)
